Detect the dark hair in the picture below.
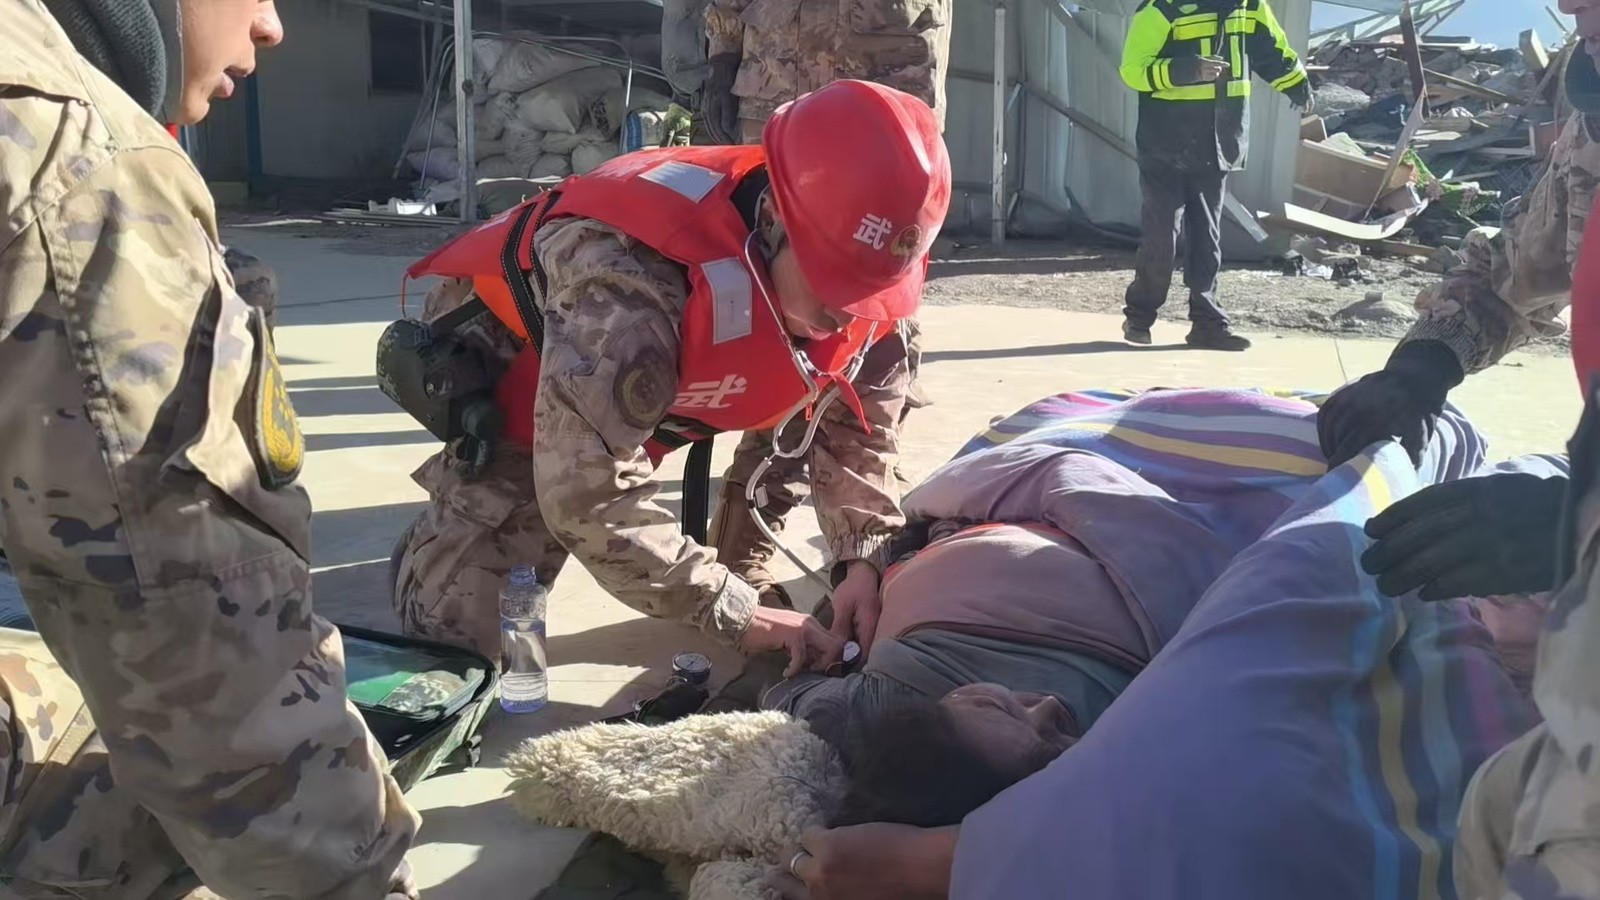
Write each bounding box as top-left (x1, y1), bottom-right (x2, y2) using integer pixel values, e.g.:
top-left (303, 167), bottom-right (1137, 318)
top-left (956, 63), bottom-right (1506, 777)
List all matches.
top-left (817, 686), bottom-right (1022, 829)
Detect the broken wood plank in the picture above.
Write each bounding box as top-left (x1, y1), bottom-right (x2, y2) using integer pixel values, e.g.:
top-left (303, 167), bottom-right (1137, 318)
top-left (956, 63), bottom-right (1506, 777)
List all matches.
top-left (1269, 203), bottom-right (1415, 243)
top-left (1398, 0), bottom-right (1431, 116)
top-left (1469, 146), bottom-right (1537, 160)
top-left (1423, 67), bottom-right (1516, 102)
top-left (1377, 239), bottom-right (1438, 257)
top-left (1521, 29), bottom-right (1551, 73)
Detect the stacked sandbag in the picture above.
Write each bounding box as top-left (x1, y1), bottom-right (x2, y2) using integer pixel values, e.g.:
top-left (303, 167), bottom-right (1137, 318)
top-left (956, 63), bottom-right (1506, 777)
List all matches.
top-left (405, 34), bottom-right (674, 196)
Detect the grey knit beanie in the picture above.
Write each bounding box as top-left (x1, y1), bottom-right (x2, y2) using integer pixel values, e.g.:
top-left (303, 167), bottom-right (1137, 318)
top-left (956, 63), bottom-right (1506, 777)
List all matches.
top-left (42, 0), bottom-right (185, 121)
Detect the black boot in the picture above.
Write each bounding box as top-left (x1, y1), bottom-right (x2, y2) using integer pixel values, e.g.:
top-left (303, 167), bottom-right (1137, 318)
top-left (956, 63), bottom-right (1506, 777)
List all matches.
top-left (1185, 325), bottom-right (1251, 351)
top-left (1123, 319), bottom-right (1153, 345)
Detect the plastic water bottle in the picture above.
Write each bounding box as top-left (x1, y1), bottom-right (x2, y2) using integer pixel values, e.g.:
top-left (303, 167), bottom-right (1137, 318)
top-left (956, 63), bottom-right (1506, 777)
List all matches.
top-left (499, 565), bottom-right (548, 713)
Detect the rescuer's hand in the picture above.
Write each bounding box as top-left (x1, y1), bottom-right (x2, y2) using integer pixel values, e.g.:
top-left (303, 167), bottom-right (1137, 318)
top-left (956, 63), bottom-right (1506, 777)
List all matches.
top-left (740, 607), bottom-right (845, 677)
top-left (1318, 340), bottom-right (1464, 468)
top-left (828, 560), bottom-right (882, 657)
top-left (1171, 55), bottom-right (1230, 85)
top-left (1362, 472), bottom-right (1567, 602)
top-left (1286, 82), bottom-right (1315, 113)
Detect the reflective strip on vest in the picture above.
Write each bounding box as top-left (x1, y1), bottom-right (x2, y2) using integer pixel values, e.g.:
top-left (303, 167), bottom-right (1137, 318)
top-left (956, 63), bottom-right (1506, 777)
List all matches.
top-left (641, 161), bottom-right (726, 203)
top-left (703, 257), bottom-right (754, 344)
top-left (1153, 81), bottom-right (1252, 101)
top-left (1152, 5), bottom-right (1257, 102)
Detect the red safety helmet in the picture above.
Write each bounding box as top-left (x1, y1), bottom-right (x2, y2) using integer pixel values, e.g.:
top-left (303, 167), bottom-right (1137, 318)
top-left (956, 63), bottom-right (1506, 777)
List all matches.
top-left (763, 80), bottom-right (951, 322)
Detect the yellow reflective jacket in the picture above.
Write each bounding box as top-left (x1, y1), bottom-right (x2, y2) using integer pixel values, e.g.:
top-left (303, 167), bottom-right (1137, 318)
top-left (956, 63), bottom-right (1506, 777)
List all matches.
top-left (1120, 0), bottom-right (1307, 171)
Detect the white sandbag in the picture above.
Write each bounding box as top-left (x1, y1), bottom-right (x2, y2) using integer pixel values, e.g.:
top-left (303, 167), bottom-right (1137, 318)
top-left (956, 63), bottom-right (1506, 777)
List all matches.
top-left (571, 142), bottom-right (620, 176)
top-left (528, 153), bottom-right (572, 178)
top-left (514, 67), bottom-right (623, 134)
top-left (593, 86), bottom-right (674, 137)
top-left (404, 113), bottom-right (456, 153)
top-left (541, 124), bottom-right (608, 155)
top-left (475, 139), bottom-right (504, 162)
top-left (474, 37), bottom-right (508, 91)
top-left (474, 92), bottom-right (515, 143)
top-left (502, 121), bottom-right (547, 170)
top-left (475, 155), bottom-right (527, 179)
top-left (406, 148), bottom-right (459, 183)
top-left (488, 40), bottom-right (600, 94)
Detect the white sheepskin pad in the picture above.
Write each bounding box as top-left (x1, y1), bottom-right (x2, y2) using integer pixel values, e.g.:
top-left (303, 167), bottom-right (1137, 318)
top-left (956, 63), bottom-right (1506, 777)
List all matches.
top-left (505, 711), bottom-right (841, 863)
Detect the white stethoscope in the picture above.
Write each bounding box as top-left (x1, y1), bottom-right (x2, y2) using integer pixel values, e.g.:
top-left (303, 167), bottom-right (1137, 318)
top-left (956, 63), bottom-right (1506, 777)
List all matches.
top-left (739, 230), bottom-right (877, 599)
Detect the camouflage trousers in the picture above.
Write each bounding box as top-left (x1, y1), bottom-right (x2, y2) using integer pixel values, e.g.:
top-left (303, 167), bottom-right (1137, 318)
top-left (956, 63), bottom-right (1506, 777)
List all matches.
top-left (0, 629), bottom-right (195, 900)
top-left (1455, 724), bottom-right (1600, 899)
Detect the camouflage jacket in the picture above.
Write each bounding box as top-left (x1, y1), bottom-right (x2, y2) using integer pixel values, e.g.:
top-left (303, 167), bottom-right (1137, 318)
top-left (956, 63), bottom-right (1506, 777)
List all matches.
top-left (0, 1), bottom-right (417, 896)
top-left (1404, 55), bottom-right (1600, 374)
top-left (703, 0), bottom-right (952, 126)
top-left (527, 216), bottom-right (912, 646)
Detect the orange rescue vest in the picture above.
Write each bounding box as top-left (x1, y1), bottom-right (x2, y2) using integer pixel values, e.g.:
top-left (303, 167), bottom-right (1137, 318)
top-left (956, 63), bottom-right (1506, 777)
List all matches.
top-left (407, 145), bottom-right (878, 464)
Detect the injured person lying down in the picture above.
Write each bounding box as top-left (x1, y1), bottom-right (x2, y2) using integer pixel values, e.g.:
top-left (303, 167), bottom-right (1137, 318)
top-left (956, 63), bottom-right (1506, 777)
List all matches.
top-left (508, 387), bottom-right (1557, 900)
top-left (754, 388), bottom-right (1364, 826)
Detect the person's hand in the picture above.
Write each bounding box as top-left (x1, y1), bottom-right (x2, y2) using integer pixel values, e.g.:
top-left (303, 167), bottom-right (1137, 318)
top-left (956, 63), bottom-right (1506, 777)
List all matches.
top-left (1286, 82), bottom-right (1315, 113)
top-left (1319, 340), bottom-right (1464, 468)
top-left (740, 607), bottom-right (845, 677)
top-left (828, 560), bottom-right (882, 654)
top-left (773, 825), bottom-right (958, 900)
top-left (1171, 55), bottom-right (1230, 85)
top-left (698, 54), bottom-right (741, 145)
top-left (385, 861), bottom-right (420, 900)
top-left (1362, 472), bottom-right (1568, 601)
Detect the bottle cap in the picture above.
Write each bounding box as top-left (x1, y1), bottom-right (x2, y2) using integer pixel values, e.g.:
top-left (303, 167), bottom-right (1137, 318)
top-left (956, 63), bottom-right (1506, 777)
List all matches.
top-left (842, 642), bottom-right (860, 664)
top-left (508, 565), bottom-right (538, 586)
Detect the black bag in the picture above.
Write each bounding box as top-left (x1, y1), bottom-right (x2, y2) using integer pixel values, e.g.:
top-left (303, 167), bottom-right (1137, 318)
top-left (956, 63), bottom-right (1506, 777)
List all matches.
top-left (340, 625), bottom-right (499, 790)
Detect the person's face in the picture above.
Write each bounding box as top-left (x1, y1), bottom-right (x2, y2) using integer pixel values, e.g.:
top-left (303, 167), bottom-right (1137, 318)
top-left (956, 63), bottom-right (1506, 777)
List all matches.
top-left (940, 683), bottom-right (1078, 780)
top-left (174, 0), bottom-right (284, 125)
top-left (768, 244), bottom-right (858, 342)
top-left (1561, 0), bottom-right (1600, 61)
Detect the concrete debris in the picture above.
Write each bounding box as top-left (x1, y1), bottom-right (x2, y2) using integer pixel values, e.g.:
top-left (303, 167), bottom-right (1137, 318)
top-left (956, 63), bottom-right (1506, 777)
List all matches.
top-left (1275, 11), bottom-right (1565, 272)
top-left (1336, 291), bottom-right (1419, 325)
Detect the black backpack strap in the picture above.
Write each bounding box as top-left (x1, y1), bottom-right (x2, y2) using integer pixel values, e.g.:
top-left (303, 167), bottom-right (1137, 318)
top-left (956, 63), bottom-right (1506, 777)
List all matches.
top-left (681, 437), bottom-right (715, 545)
top-left (500, 191), bottom-right (560, 352)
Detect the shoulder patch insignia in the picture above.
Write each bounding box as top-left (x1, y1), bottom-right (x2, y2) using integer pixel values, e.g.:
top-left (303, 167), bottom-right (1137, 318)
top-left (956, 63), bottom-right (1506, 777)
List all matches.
top-left (251, 310), bottom-right (304, 490)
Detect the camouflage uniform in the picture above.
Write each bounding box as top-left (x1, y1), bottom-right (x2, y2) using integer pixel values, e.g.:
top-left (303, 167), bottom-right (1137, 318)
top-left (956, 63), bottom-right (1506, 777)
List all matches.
top-left (702, 6), bottom-right (941, 604)
top-left (1454, 405), bottom-right (1600, 899)
top-left (1447, 53), bottom-right (1600, 900)
top-left (393, 217), bottom-right (914, 656)
top-left (0, 2), bottom-right (419, 897)
top-left (704, 0), bottom-right (953, 133)
top-left (1401, 54), bottom-right (1600, 375)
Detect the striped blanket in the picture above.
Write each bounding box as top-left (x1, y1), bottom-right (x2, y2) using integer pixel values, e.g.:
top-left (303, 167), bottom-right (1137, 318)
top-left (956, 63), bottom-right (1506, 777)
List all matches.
top-left (948, 388), bottom-right (1553, 900)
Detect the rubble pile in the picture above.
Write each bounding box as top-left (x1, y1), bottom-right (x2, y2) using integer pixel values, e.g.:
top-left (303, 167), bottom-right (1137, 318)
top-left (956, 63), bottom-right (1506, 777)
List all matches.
top-left (401, 35), bottom-right (673, 212)
top-left (1273, 11), bottom-right (1571, 280)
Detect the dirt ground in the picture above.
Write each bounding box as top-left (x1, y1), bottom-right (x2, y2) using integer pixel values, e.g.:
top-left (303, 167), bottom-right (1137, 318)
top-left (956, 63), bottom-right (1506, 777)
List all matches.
top-left (230, 215), bottom-right (1566, 357)
top-left (925, 239), bottom-right (1568, 357)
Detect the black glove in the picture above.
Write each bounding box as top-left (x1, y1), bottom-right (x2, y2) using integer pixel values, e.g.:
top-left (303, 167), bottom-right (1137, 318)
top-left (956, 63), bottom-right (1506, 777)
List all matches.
top-left (698, 53), bottom-right (741, 145)
top-left (1362, 472), bottom-right (1568, 601)
top-left (1318, 340), bottom-right (1465, 468)
top-left (1285, 82), bottom-right (1314, 113)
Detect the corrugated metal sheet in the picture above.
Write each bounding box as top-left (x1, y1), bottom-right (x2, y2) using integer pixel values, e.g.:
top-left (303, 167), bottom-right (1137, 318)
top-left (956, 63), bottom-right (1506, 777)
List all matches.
top-left (944, 0), bottom-right (1314, 258)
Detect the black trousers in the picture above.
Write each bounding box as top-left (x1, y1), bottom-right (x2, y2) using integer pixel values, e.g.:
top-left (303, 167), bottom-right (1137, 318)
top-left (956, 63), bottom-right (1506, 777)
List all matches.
top-left (1122, 161), bottom-right (1229, 330)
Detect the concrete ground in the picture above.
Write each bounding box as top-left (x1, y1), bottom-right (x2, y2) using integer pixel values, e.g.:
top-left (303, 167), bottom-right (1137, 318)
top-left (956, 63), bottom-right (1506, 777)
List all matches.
top-left (234, 221), bottom-right (1583, 898)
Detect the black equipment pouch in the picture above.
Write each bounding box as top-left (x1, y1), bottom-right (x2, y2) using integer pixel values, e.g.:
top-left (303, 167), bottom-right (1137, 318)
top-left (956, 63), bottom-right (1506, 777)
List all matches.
top-left (376, 300), bottom-right (504, 479)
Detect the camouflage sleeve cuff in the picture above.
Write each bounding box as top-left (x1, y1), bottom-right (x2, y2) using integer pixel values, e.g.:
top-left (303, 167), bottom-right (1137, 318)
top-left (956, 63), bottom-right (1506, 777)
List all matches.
top-left (1402, 312), bottom-right (1496, 376)
top-left (705, 570), bottom-right (759, 647)
top-left (704, 5), bottom-right (744, 58)
top-left (830, 533), bottom-right (895, 575)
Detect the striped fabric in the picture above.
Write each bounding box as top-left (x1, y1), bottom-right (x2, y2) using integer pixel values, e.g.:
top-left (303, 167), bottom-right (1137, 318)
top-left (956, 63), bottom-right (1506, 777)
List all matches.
top-left (950, 389), bottom-right (1547, 900)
